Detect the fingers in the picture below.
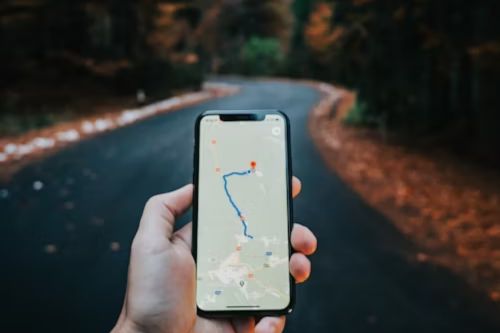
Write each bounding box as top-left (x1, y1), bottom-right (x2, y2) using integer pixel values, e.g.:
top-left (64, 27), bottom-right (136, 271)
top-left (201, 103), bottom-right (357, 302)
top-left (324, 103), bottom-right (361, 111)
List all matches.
top-left (138, 184), bottom-right (194, 239)
top-left (232, 317), bottom-right (255, 333)
top-left (192, 317), bottom-right (234, 333)
top-left (291, 223), bottom-right (317, 255)
top-left (230, 316), bottom-right (286, 333)
top-left (291, 176), bottom-right (301, 199)
top-left (256, 316), bottom-right (286, 333)
top-left (138, 176), bottom-right (299, 241)
top-left (172, 178), bottom-right (304, 251)
top-left (290, 253), bottom-right (311, 283)
top-left (290, 224), bottom-right (316, 283)
top-left (178, 223), bottom-right (316, 282)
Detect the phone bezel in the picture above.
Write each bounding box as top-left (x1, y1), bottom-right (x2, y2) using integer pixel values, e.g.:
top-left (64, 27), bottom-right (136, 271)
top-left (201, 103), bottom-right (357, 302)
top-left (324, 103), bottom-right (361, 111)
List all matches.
top-left (192, 109), bottom-right (295, 318)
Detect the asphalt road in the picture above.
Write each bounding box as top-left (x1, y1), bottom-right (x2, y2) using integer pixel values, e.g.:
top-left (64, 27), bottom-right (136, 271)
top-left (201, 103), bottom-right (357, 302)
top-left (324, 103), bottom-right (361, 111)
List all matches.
top-left (1, 79), bottom-right (500, 333)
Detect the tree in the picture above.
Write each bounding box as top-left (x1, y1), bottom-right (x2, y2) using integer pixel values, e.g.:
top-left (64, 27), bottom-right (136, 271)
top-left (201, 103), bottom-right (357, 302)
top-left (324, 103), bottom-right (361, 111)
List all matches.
top-left (303, 0), bottom-right (500, 155)
top-left (0, 0), bottom-right (205, 101)
top-left (241, 36), bottom-right (284, 75)
top-left (197, 0), bottom-right (293, 73)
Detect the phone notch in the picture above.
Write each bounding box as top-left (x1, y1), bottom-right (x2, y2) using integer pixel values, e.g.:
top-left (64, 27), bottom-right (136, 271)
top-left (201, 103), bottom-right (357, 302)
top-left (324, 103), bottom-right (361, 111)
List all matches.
top-left (219, 113), bottom-right (265, 122)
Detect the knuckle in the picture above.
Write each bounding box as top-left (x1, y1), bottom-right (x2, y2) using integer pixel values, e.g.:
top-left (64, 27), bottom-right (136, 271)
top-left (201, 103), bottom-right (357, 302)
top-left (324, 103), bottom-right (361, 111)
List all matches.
top-left (145, 194), bottom-right (164, 209)
top-left (143, 194), bottom-right (176, 222)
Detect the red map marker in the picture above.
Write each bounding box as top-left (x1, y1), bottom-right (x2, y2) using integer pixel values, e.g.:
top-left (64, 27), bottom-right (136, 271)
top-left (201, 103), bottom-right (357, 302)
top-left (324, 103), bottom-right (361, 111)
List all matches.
top-left (250, 161), bottom-right (256, 170)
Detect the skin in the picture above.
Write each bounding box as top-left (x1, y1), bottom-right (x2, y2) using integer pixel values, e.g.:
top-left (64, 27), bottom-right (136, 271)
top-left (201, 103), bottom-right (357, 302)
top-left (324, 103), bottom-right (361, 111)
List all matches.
top-left (112, 176), bottom-right (317, 333)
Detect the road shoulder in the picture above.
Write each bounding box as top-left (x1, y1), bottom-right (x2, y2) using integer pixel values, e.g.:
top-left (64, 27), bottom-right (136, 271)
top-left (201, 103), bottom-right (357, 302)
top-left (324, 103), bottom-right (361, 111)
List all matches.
top-left (308, 82), bottom-right (500, 303)
top-left (0, 83), bottom-right (239, 179)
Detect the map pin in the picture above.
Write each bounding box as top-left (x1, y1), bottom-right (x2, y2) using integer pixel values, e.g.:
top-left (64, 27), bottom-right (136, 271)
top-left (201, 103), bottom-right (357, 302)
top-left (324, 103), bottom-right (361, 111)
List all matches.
top-left (239, 280), bottom-right (245, 287)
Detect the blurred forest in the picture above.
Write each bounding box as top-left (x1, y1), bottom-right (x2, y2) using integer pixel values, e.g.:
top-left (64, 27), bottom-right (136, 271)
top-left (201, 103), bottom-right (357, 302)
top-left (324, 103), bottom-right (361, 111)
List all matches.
top-left (1, 0), bottom-right (499, 160)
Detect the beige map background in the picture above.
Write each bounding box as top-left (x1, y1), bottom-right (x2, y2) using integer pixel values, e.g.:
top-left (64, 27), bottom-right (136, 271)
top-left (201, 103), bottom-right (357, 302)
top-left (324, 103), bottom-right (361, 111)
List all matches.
top-left (197, 114), bottom-right (291, 311)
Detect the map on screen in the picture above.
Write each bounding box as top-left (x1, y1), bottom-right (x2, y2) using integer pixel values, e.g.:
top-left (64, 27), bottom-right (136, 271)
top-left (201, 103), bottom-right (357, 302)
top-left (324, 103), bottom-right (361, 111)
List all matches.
top-left (196, 113), bottom-right (291, 311)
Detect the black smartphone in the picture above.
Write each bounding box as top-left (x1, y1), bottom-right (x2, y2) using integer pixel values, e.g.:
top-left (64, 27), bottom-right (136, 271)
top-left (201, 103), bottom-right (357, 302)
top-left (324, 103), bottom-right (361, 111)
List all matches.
top-left (193, 110), bottom-right (294, 317)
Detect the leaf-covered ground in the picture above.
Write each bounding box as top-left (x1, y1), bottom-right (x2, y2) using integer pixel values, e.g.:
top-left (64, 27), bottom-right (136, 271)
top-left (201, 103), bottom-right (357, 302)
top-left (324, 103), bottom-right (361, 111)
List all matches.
top-left (310, 87), bottom-right (500, 302)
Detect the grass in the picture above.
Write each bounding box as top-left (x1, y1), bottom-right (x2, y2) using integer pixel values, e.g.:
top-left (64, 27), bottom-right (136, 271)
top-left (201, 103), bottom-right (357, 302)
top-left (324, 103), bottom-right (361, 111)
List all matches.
top-left (342, 99), bottom-right (371, 126)
top-left (0, 110), bottom-right (75, 137)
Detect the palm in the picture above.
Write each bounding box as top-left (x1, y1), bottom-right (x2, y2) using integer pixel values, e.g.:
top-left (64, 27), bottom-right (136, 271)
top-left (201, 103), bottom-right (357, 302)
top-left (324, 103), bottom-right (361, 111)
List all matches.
top-left (114, 180), bottom-right (316, 333)
top-left (164, 240), bottom-right (237, 333)
top-left (125, 224), bottom-right (265, 333)
top-left (169, 233), bottom-right (245, 333)
top-left (170, 226), bottom-right (273, 333)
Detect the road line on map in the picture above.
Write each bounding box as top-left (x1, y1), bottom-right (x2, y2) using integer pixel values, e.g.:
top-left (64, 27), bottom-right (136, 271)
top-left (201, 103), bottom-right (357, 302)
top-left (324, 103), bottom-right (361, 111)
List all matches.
top-left (222, 169), bottom-right (254, 239)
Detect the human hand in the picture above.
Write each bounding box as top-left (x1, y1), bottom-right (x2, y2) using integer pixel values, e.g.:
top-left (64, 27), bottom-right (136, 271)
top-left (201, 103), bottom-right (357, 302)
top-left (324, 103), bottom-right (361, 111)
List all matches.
top-left (112, 177), bottom-right (317, 333)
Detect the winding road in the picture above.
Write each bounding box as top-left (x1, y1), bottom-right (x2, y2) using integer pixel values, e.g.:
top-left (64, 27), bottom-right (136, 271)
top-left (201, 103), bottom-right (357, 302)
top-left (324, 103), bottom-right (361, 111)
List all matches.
top-left (1, 79), bottom-right (500, 332)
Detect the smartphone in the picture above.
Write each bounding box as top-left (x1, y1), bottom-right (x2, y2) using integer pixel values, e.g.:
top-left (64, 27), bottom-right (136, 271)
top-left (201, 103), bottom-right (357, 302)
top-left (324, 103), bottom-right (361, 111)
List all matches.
top-left (193, 110), bottom-right (294, 317)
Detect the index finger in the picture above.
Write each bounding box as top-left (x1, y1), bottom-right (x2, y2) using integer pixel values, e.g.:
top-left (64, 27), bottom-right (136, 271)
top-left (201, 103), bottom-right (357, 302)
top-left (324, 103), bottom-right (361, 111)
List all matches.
top-left (138, 184), bottom-right (194, 240)
top-left (256, 316), bottom-right (286, 333)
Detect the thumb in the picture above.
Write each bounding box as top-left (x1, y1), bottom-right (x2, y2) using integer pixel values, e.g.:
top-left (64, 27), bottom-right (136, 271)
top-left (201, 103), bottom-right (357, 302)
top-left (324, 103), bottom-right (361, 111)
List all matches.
top-left (173, 222), bottom-right (193, 250)
top-left (137, 184), bottom-right (194, 240)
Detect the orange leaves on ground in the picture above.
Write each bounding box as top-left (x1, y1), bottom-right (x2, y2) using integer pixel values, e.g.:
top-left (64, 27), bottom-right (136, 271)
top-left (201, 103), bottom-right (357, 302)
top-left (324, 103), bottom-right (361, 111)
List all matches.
top-left (310, 85), bottom-right (500, 302)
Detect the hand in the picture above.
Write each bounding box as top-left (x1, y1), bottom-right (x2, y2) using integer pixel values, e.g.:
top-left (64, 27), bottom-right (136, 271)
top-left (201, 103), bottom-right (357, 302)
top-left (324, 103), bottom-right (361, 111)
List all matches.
top-left (112, 177), bottom-right (317, 333)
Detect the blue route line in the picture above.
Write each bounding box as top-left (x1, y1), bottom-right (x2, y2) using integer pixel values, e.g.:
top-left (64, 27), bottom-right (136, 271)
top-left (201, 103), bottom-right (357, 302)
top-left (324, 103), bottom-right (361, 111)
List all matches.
top-left (222, 169), bottom-right (254, 239)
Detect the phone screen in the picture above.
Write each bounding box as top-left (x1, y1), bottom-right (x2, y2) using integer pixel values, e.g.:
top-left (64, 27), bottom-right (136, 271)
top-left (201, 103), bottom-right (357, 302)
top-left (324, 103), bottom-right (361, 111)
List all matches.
top-left (196, 113), bottom-right (291, 312)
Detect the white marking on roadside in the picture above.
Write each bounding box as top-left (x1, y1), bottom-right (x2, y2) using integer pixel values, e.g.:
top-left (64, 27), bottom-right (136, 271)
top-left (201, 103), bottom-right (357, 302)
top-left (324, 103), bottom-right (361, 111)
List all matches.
top-left (56, 130), bottom-right (80, 142)
top-left (0, 83), bottom-right (240, 165)
top-left (18, 144), bottom-right (34, 156)
top-left (32, 137), bottom-right (55, 149)
top-left (4, 143), bottom-right (17, 154)
top-left (81, 121), bottom-right (95, 133)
